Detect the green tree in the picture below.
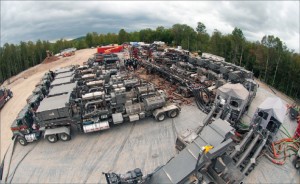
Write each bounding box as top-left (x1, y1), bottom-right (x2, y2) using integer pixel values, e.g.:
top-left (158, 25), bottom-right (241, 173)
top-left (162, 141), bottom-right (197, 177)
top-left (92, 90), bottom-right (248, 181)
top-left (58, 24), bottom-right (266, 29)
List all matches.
top-left (209, 29), bottom-right (223, 55)
top-left (118, 29), bottom-right (128, 44)
top-left (85, 33), bottom-right (93, 47)
top-left (196, 22), bottom-right (210, 52)
top-left (231, 27), bottom-right (245, 65)
top-left (0, 22), bottom-right (299, 101)
top-left (76, 39), bottom-right (88, 49)
top-left (196, 22), bottom-right (206, 34)
top-left (171, 24), bottom-right (197, 50)
top-left (140, 28), bottom-right (155, 43)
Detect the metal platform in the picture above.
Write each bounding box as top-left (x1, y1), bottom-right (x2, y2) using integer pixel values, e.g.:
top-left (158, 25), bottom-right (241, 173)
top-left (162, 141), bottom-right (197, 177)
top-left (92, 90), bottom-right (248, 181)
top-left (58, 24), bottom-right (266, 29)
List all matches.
top-left (50, 76), bottom-right (74, 87)
top-left (55, 71), bottom-right (75, 79)
top-left (48, 82), bottom-right (77, 97)
top-left (36, 93), bottom-right (71, 112)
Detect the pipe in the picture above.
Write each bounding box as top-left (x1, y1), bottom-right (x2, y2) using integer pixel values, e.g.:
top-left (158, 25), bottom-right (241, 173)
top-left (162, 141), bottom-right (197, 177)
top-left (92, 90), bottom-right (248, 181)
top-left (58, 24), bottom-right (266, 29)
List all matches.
top-left (235, 133), bottom-right (260, 167)
top-left (82, 91), bottom-right (104, 100)
top-left (230, 128), bottom-right (255, 158)
top-left (88, 87), bottom-right (103, 93)
top-left (242, 131), bottom-right (270, 175)
top-left (223, 108), bottom-right (232, 121)
top-left (85, 99), bottom-right (103, 110)
top-left (196, 101), bottom-right (219, 134)
top-left (215, 108), bottom-right (223, 119)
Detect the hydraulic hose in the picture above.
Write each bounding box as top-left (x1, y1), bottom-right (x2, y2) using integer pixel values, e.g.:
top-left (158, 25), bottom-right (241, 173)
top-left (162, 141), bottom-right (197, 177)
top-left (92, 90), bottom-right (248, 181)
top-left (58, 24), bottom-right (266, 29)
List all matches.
top-left (192, 87), bottom-right (212, 113)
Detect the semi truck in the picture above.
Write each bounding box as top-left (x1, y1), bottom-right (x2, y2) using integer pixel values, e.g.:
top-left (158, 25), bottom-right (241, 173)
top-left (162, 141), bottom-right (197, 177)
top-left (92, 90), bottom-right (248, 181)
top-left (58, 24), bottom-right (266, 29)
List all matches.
top-left (11, 80), bottom-right (181, 145)
top-left (26, 85), bottom-right (47, 104)
top-left (0, 87), bottom-right (13, 109)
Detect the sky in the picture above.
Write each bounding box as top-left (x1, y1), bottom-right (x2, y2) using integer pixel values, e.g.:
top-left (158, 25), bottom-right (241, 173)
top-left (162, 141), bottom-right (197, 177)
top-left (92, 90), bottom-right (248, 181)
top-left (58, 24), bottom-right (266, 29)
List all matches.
top-left (1, 1), bottom-right (299, 52)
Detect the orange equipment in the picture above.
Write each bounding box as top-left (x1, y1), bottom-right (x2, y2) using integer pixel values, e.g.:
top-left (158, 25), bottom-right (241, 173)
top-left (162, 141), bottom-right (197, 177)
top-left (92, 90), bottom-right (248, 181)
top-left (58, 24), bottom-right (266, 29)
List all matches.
top-left (97, 45), bottom-right (123, 54)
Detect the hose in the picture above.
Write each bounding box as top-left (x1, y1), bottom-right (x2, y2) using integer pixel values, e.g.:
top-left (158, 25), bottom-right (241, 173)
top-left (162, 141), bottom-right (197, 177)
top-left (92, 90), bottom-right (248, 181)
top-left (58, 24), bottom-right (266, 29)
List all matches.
top-left (192, 87), bottom-right (212, 113)
top-left (281, 124), bottom-right (292, 138)
top-left (264, 142), bottom-right (298, 165)
top-left (269, 136), bottom-right (300, 165)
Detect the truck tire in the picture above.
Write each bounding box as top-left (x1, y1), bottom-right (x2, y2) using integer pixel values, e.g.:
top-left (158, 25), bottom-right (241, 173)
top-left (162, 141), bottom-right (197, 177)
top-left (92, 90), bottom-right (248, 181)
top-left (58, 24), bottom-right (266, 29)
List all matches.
top-left (156, 113), bottom-right (165, 122)
top-left (168, 109), bottom-right (179, 118)
top-left (46, 134), bottom-right (58, 143)
top-left (9, 91), bottom-right (13, 98)
top-left (59, 133), bottom-right (71, 141)
top-left (18, 137), bottom-right (28, 146)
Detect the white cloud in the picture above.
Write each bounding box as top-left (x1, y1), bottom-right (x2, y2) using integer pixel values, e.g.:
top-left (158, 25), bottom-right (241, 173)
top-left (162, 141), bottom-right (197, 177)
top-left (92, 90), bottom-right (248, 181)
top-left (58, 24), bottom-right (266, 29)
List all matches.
top-left (1, 1), bottom-right (299, 52)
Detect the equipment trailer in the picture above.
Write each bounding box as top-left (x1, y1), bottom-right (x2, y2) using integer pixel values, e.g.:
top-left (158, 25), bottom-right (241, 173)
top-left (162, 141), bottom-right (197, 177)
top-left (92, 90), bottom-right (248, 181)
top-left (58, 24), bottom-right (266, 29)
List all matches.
top-left (11, 82), bottom-right (181, 145)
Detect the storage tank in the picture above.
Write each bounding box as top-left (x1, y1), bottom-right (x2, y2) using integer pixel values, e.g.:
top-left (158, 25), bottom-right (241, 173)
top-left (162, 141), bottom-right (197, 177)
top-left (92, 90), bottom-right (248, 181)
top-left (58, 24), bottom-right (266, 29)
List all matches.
top-left (82, 91), bottom-right (105, 100)
top-left (125, 103), bottom-right (145, 115)
top-left (137, 85), bottom-right (155, 95)
top-left (82, 121), bottom-right (110, 133)
top-left (143, 96), bottom-right (166, 111)
top-left (86, 80), bottom-right (104, 87)
top-left (82, 74), bottom-right (96, 79)
top-left (124, 79), bottom-right (139, 88)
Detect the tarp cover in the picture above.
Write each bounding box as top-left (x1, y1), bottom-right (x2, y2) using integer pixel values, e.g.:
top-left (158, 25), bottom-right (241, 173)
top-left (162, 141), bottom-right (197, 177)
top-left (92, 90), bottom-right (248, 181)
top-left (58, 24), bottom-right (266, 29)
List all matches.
top-left (217, 83), bottom-right (249, 100)
top-left (257, 97), bottom-right (286, 123)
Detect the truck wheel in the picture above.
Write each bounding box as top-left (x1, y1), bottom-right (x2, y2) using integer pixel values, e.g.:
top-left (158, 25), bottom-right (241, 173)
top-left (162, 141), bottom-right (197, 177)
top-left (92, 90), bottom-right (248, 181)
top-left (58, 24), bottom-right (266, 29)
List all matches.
top-left (156, 113), bottom-right (165, 122)
top-left (59, 133), bottom-right (71, 141)
top-left (18, 137), bottom-right (28, 146)
top-left (168, 109), bottom-right (179, 118)
top-left (46, 134), bottom-right (58, 143)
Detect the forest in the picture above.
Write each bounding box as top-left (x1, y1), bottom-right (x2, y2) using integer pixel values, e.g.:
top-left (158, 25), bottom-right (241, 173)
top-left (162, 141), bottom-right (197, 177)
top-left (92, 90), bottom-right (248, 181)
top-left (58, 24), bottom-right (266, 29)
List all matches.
top-left (0, 22), bottom-right (299, 100)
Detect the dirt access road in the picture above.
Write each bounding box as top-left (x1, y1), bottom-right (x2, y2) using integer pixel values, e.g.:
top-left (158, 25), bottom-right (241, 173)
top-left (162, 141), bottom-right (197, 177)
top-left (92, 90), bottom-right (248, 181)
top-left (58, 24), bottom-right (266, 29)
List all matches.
top-left (0, 48), bottom-right (96, 161)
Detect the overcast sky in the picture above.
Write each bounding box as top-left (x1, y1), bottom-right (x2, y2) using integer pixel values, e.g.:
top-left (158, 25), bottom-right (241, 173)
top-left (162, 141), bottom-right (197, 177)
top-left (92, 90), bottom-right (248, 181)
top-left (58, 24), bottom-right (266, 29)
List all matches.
top-left (1, 1), bottom-right (299, 52)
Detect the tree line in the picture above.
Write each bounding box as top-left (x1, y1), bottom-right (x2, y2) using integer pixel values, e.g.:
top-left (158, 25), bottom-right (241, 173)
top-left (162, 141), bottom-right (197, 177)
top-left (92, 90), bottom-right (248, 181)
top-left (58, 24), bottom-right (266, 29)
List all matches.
top-left (0, 22), bottom-right (299, 100)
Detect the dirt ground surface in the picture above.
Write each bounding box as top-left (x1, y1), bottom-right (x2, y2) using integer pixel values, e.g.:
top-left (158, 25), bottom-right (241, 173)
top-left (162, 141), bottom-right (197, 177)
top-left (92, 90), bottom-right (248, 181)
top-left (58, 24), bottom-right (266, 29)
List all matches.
top-left (0, 48), bottom-right (96, 161)
top-left (0, 50), bottom-right (299, 183)
top-left (42, 56), bottom-right (60, 64)
top-left (254, 78), bottom-right (297, 105)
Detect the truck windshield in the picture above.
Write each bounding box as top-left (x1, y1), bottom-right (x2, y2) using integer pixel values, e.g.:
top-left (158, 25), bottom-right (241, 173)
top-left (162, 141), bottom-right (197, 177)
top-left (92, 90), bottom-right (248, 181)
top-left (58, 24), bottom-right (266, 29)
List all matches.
top-left (45, 81), bottom-right (50, 88)
top-left (25, 112), bottom-right (34, 126)
top-left (17, 119), bottom-right (23, 126)
top-left (41, 88), bottom-right (46, 95)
